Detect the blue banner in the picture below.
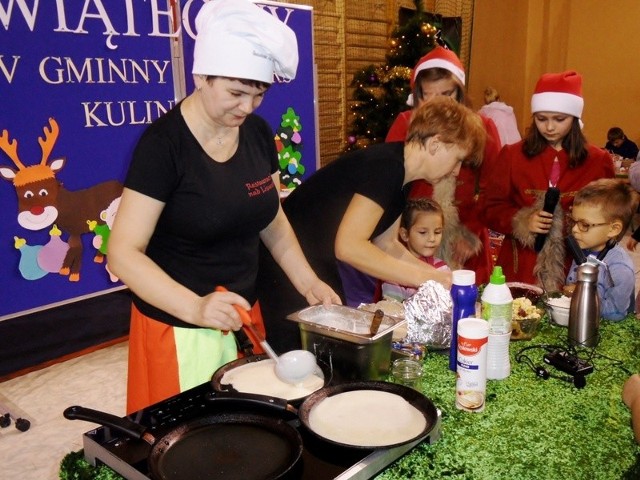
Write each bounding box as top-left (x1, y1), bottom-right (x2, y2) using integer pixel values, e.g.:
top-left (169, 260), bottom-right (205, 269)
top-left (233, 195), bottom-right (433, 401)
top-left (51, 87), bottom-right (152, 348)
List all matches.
top-left (0, 0), bottom-right (317, 319)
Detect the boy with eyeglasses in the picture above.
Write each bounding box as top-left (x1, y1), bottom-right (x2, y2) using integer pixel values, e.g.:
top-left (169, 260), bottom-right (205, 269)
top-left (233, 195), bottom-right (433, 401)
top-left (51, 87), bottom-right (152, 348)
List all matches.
top-left (564, 178), bottom-right (639, 320)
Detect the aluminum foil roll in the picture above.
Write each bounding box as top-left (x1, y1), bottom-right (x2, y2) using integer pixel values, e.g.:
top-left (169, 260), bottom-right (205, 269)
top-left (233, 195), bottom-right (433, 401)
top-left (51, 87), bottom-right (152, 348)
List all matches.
top-left (405, 280), bottom-right (452, 348)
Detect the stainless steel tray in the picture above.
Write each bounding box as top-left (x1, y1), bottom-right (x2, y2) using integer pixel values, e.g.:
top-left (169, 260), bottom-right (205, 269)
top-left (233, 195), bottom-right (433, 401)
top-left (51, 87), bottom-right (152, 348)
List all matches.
top-left (286, 304), bottom-right (406, 344)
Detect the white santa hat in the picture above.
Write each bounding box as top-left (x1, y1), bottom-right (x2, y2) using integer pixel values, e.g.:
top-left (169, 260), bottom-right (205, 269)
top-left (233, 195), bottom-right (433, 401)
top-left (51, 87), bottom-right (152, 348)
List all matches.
top-left (407, 46), bottom-right (466, 106)
top-left (531, 71), bottom-right (583, 118)
top-left (192, 0), bottom-right (298, 84)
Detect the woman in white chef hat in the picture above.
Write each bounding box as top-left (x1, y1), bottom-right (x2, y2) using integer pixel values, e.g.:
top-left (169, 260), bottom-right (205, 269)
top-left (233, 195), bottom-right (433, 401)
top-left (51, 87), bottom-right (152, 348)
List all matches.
top-left (109, 0), bottom-right (340, 414)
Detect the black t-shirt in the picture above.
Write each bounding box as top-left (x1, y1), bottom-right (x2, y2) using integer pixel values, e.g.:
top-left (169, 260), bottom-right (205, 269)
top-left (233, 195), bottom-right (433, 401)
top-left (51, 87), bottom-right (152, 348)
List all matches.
top-left (124, 106), bottom-right (279, 327)
top-left (282, 141), bottom-right (408, 290)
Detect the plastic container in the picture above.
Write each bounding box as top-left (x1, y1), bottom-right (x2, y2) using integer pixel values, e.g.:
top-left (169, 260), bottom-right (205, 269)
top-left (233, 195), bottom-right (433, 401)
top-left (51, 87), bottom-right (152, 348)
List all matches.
top-left (486, 332), bottom-right (511, 379)
top-left (449, 270), bottom-right (478, 371)
top-left (456, 318), bottom-right (489, 412)
top-left (481, 266), bottom-right (512, 380)
top-left (391, 358), bottom-right (423, 390)
top-left (481, 266), bottom-right (513, 334)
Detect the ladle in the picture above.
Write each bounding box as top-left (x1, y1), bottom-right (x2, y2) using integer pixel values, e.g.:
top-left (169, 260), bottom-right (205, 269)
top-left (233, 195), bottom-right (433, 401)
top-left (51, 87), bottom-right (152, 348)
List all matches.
top-left (215, 287), bottom-right (322, 385)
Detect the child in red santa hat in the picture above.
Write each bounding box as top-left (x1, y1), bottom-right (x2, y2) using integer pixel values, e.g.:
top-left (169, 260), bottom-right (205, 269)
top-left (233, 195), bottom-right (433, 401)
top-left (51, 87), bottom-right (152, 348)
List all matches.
top-left (385, 46), bottom-right (501, 285)
top-left (481, 71), bottom-right (615, 291)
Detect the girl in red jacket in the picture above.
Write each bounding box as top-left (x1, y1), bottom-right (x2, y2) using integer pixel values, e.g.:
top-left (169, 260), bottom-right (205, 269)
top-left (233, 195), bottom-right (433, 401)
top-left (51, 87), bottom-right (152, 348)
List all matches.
top-left (386, 46), bottom-right (501, 284)
top-left (481, 71), bottom-right (615, 291)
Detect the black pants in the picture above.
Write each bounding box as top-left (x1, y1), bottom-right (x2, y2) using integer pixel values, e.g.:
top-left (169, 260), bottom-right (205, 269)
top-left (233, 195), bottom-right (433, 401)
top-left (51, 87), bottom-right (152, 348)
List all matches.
top-left (256, 243), bottom-right (308, 353)
top-left (256, 243), bottom-right (345, 354)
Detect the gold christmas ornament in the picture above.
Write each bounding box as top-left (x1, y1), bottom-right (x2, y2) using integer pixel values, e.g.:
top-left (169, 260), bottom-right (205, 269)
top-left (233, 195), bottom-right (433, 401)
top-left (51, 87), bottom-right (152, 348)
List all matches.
top-left (384, 66), bottom-right (412, 82)
top-left (421, 22), bottom-right (438, 36)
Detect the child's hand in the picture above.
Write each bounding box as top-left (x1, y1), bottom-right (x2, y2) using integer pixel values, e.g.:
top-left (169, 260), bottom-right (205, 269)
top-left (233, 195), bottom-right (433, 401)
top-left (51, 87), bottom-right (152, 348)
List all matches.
top-left (623, 374), bottom-right (640, 409)
top-left (529, 210), bottom-right (553, 234)
top-left (623, 374), bottom-right (640, 444)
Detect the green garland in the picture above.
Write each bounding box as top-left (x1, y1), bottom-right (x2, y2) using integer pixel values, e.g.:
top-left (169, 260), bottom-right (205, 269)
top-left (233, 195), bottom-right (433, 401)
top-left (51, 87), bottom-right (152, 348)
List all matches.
top-left (60, 318), bottom-right (640, 480)
top-left (59, 451), bottom-right (123, 480)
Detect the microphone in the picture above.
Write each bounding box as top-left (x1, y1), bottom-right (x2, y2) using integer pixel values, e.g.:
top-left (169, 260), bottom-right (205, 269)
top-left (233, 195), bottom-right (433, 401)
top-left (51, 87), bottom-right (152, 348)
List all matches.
top-left (534, 187), bottom-right (560, 253)
top-left (566, 235), bottom-right (587, 264)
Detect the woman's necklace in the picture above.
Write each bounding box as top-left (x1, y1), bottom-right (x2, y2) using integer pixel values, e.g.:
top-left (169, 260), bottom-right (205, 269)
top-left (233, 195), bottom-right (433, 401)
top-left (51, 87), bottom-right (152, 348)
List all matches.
top-left (215, 128), bottom-right (234, 145)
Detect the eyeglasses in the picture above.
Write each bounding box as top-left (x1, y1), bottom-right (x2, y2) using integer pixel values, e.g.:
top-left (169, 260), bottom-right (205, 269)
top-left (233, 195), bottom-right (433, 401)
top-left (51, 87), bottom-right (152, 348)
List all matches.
top-left (566, 215), bottom-right (610, 233)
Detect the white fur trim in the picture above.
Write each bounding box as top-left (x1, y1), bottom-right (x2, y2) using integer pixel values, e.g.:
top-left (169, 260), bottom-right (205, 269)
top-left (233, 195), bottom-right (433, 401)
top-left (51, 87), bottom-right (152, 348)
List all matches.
top-left (531, 92), bottom-right (583, 118)
top-left (413, 59), bottom-right (465, 86)
top-left (406, 93), bottom-right (415, 107)
top-left (432, 177), bottom-right (481, 268)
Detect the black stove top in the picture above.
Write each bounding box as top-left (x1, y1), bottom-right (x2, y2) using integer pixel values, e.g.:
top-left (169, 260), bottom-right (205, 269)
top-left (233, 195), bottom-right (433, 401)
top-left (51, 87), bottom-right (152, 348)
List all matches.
top-left (80, 381), bottom-right (440, 479)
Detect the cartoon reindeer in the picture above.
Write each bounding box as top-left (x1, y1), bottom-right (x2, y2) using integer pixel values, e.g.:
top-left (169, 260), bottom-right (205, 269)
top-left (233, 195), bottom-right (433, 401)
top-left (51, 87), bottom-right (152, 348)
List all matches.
top-left (0, 118), bottom-right (123, 281)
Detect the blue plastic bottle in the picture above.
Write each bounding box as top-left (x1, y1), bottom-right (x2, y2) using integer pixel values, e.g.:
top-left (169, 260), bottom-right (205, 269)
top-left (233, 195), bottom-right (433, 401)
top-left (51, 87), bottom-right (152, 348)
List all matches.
top-left (449, 270), bottom-right (478, 371)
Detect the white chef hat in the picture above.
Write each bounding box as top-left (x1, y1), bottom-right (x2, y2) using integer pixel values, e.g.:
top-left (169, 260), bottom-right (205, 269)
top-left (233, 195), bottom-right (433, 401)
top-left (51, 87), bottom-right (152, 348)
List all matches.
top-left (192, 0), bottom-right (298, 84)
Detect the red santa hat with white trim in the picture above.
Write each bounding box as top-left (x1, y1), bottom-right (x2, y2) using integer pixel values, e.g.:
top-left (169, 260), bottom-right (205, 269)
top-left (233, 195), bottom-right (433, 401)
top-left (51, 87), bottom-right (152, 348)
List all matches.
top-left (531, 70), bottom-right (583, 119)
top-left (407, 46), bottom-right (466, 106)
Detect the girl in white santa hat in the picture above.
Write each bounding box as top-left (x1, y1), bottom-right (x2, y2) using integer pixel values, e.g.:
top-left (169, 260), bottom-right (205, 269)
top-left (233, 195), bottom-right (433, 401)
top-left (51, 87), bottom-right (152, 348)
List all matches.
top-left (481, 70), bottom-right (615, 291)
top-left (385, 46), bottom-right (502, 285)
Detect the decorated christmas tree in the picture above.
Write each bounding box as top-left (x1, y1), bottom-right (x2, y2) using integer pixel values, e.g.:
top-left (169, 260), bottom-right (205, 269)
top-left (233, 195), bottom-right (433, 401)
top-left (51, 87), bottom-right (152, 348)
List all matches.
top-left (344, 0), bottom-right (459, 152)
top-left (275, 107), bottom-right (306, 190)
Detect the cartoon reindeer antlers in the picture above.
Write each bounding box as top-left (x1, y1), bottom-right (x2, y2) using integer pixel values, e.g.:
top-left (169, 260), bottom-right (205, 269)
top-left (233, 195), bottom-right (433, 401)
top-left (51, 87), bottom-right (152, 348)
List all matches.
top-left (0, 118), bottom-right (61, 185)
top-left (38, 118), bottom-right (59, 166)
top-left (0, 127), bottom-right (22, 169)
top-left (0, 118), bottom-right (59, 170)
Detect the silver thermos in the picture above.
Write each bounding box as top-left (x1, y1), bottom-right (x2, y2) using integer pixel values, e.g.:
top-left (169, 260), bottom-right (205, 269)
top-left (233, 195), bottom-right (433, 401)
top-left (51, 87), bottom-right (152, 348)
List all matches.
top-left (568, 262), bottom-right (600, 347)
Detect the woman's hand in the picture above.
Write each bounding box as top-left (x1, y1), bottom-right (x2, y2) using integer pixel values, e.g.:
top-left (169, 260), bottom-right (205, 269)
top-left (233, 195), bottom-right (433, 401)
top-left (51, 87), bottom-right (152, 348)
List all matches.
top-left (189, 289), bottom-right (250, 331)
top-left (528, 210), bottom-right (554, 234)
top-left (303, 279), bottom-right (342, 306)
top-left (626, 237), bottom-right (639, 251)
top-left (422, 268), bottom-right (452, 290)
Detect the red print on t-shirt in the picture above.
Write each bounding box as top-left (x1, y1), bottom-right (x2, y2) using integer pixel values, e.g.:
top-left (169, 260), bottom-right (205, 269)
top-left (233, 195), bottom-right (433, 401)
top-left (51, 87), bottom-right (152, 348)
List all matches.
top-left (245, 175), bottom-right (275, 198)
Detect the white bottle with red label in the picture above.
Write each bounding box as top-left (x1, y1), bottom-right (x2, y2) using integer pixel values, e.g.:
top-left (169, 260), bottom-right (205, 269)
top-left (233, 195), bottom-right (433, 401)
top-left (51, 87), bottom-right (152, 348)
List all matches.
top-left (456, 317), bottom-right (489, 412)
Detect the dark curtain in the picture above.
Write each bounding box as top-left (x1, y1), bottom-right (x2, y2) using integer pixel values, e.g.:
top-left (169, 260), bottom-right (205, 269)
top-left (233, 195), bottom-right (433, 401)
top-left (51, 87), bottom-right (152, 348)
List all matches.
top-left (0, 290), bottom-right (131, 377)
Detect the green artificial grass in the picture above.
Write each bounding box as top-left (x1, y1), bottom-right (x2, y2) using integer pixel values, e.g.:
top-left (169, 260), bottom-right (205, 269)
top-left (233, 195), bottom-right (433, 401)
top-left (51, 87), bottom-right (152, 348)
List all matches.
top-left (59, 450), bottom-right (124, 480)
top-left (377, 316), bottom-right (640, 480)
top-left (60, 317), bottom-right (640, 480)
